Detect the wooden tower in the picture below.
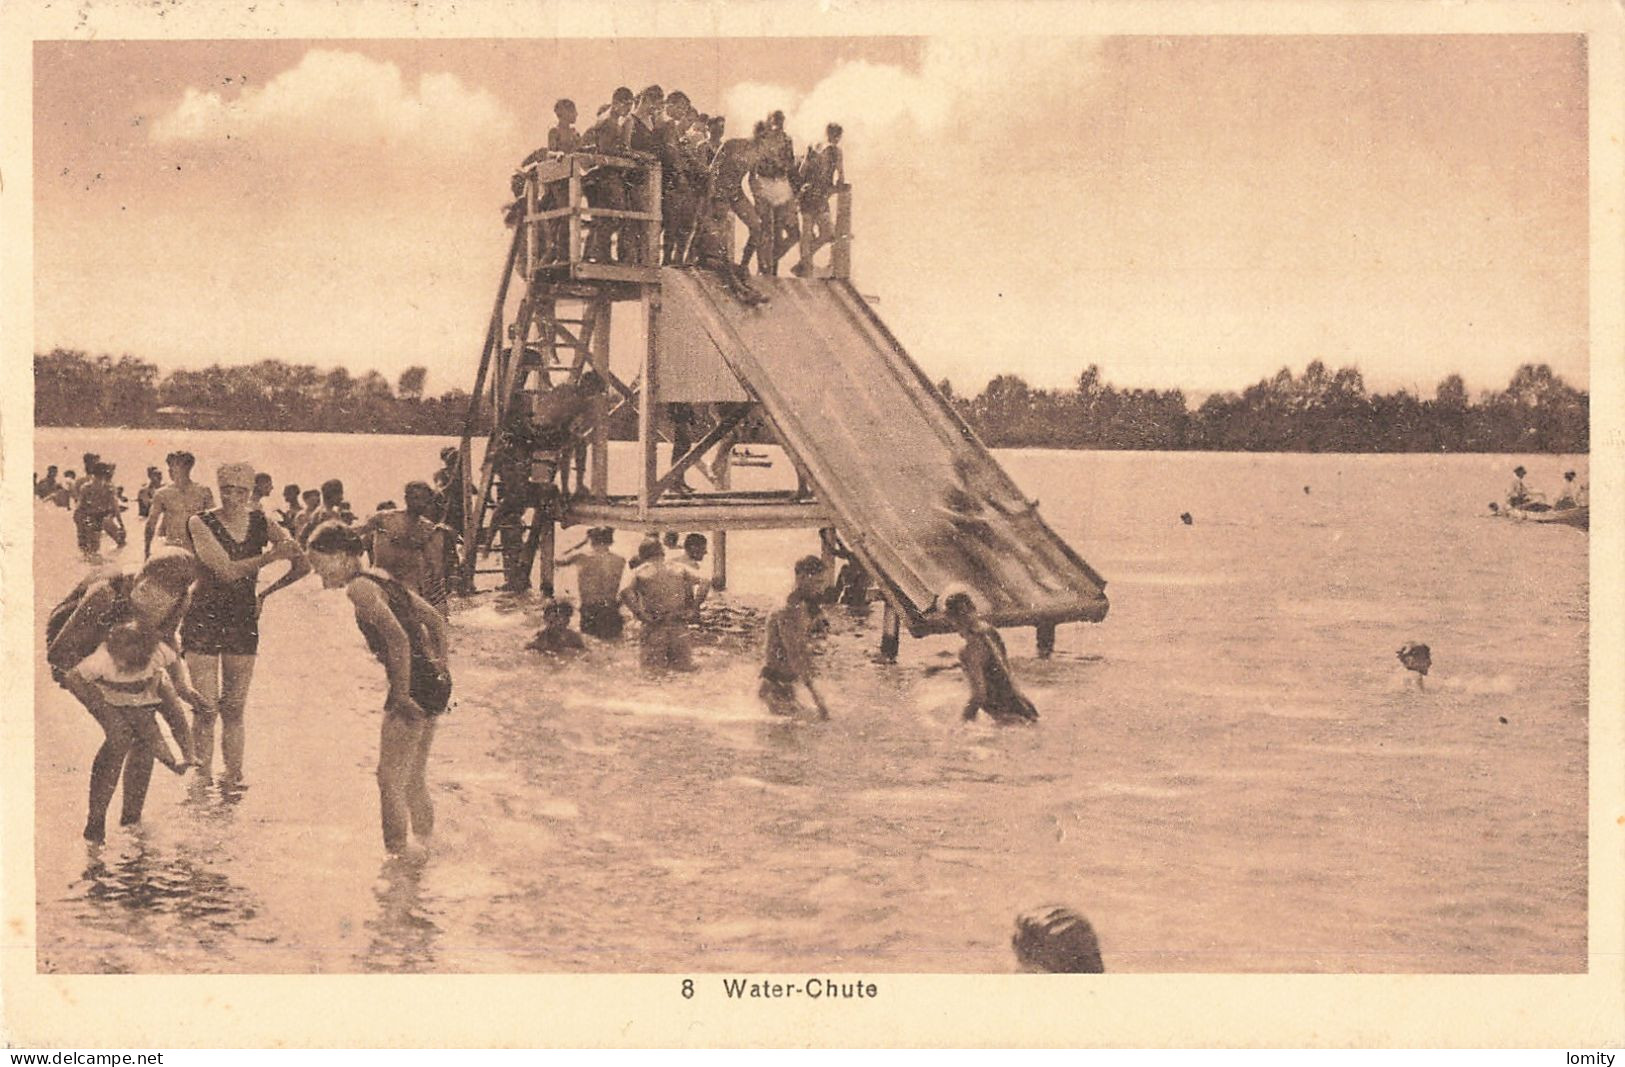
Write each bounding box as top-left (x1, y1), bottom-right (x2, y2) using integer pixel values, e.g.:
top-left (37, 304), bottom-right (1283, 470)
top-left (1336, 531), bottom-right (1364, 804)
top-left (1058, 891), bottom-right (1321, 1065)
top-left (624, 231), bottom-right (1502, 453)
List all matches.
top-left (456, 150), bottom-right (856, 604)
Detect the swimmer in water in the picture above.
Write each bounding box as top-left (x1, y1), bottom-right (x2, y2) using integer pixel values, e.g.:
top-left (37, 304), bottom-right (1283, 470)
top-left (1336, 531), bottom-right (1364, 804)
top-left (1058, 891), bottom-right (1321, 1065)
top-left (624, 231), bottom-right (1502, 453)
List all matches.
top-left (526, 598), bottom-right (588, 657)
top-left (555, 526), bottom-right (627, 639)
top-left (1012, 906), bottom-right (1104, 972)
top-left (620, 541), bottom-right (699, 672)
top-left (758, 555), bottom-right (831, 719)
top-left (943, 586), bottom-right (1038, 725)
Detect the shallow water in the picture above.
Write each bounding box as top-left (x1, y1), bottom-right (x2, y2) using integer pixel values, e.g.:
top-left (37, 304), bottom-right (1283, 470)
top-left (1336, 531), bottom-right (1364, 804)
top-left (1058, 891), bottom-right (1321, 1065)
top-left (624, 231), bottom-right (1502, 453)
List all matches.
top-left (32, 430), bottom-right (1588, 972)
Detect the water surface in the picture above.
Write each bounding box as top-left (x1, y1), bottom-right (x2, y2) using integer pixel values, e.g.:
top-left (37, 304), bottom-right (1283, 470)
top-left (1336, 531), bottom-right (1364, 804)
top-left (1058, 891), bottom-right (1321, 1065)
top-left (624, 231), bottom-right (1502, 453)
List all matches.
top-left (33, 430), bottom-right (1588, 972)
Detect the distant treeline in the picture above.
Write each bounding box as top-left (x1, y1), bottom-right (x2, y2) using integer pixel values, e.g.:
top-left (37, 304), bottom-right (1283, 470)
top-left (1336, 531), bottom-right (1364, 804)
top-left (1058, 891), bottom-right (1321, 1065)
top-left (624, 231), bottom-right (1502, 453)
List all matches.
top-left (33, 350), bottom-right (644, 438)
top-left (942, 361), bottom-right (1588, 453)
top-left (36, 349), bottom-right (1587, 453)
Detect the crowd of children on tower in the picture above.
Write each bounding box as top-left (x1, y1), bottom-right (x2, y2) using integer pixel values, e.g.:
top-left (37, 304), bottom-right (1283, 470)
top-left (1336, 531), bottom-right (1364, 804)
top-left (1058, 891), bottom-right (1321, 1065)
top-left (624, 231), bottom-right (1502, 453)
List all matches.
top-left (509, 85), bottom-right (846, 293)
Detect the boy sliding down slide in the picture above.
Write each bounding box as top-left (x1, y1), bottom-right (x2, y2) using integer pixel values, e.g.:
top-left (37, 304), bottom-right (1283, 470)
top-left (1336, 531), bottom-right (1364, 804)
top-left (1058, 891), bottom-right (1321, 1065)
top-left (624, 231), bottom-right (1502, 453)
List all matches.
top-left (63, 621), bottom-right (201, 775)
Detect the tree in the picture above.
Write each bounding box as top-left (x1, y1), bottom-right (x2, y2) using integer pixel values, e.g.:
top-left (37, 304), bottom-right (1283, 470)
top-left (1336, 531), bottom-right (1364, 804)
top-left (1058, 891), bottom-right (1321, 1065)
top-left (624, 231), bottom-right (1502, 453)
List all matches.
top-left (398, 366), bottom-right (429, 401)
top-left (1434, 373), bottom-right (1467, 411)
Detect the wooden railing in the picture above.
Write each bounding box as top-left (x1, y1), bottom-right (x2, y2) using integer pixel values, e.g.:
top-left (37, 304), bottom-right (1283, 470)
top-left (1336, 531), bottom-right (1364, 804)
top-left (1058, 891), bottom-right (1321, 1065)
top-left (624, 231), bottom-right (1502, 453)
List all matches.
top-left (514, 152), bottom-right (662, 282)
top-left (513, 150), bottom-right (855, 283)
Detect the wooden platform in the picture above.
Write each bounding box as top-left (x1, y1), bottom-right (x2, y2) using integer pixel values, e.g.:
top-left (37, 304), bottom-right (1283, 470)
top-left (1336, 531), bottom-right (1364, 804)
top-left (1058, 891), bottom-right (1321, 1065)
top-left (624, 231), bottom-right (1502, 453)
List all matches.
top-left (563, 492), bottom-right (832, 532)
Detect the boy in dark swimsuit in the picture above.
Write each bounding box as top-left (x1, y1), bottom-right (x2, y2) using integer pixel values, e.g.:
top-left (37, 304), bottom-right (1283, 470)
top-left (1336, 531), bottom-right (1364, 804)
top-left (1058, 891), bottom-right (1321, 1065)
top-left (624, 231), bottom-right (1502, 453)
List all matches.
top-left (759, 555), bottom-right (831, 718)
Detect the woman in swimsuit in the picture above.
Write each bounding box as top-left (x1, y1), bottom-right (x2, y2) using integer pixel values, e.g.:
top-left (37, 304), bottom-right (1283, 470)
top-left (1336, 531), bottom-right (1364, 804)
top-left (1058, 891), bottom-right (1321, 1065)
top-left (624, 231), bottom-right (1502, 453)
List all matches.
top-left (305, 521), bottom-right (452, 855)
top-left (183, 462), bottom-right (308, 787)
top-left (46, 548), bottom-right (200, 840)
top-left (942, 587), bottom-right (1039, 725)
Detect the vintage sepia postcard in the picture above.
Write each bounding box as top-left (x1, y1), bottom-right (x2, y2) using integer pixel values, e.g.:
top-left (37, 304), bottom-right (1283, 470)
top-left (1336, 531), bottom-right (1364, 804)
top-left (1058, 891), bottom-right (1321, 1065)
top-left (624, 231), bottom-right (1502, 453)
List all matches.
top-left (2, 0), bottom-right (1622, 1049)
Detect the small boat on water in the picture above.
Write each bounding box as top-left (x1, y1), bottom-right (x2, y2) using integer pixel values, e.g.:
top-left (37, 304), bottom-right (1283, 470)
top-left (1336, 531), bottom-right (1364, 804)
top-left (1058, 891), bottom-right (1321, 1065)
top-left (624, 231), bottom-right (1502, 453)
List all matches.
top-left (1495, 504), bottom-right (1589, 530)
top-left (730, 448), bottom-right (774, 468)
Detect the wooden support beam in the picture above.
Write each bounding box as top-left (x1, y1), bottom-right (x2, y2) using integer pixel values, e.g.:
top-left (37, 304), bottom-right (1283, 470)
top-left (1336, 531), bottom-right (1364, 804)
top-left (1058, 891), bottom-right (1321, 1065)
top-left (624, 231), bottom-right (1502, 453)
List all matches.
top-left (712, 434), bottom-right (731, 591)
top-left (569, 300), bottom-right (598, 377)
top-left (462, 223), bottom-right (524, 442)
top-left (879, 603), bottom-right (901, 663)
top-left (602, 368), bottom-right (637, 404)
top-left (564, 498), bottom-right (833, 532)
top-left (636, 288), bottom-right (659, 516)
top-left (524, 173), bottom-right (540, 279)
top-left (568, 160), bottom-right (584, 268)
top-left (644, 161), bottom-right (663, 271)
top-left (570, 262), bottom-right (661, 284)
top-left (832, 186), bottom-right (853, 280)
top-left (496, 300), bottom-right (538, 428)
top-left (590, 300), bottom-right (612, 499)
top-left (520, 507), bottom-right (555, 595)
top-left (529, 206), bottom-right (660, 223)
top-left (650, 405), bottom-right (751, 500)
top-left (537, 296), bottom-right (556, 387)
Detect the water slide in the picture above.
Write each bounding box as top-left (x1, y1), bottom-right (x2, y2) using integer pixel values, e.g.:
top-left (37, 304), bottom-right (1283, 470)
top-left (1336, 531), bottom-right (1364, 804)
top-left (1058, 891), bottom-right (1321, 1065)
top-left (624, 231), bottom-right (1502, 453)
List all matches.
top-left (659, 268), bottom-right (1109, 634)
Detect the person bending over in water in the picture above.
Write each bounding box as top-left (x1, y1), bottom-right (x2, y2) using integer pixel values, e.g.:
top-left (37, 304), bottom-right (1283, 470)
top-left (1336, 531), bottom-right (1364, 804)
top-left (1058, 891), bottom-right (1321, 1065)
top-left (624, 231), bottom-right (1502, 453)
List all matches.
top-left (759, 555), bottom-right (831, 719)
top-left (526, 598), bottom-right (588, 657)
top-left (943, 587), bottom-right (1038, 725)
top-left (65, 621), bottom-right (198, 776)
top-left (46, 549), bottom-right (202, 841)
top-left (306, 522), bottom-right (452, 856)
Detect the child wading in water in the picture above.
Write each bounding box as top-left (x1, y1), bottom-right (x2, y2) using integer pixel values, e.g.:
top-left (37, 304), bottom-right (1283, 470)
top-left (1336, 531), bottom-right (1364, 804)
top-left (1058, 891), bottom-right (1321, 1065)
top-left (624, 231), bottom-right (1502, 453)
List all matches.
top-left (65, 621), bottom-right (199, 776)
top-left (943, 587), bottom-right (1038, 725)
top-left (526, 599), bottom-right (588, 657)
top-left (758, 555), bottom-right (831, 719)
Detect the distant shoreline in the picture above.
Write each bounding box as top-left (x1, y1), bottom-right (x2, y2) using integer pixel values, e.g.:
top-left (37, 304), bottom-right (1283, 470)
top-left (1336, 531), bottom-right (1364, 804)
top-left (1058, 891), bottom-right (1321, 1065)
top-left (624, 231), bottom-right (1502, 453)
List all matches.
top-left (34, 350), bottom-right (1589, 455)
top-left (32, 419), bottom-right (1589, 456)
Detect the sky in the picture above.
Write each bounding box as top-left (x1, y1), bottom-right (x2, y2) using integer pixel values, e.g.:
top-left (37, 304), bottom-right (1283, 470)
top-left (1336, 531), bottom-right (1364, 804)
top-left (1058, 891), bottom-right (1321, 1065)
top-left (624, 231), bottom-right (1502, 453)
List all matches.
top-left (33, 34), bottom-right (1589, 399)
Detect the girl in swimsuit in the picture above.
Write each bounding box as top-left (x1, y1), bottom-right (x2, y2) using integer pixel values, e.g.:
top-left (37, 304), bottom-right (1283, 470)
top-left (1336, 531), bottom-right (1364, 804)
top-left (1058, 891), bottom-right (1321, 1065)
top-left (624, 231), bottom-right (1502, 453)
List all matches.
top-left (306, 521), bottom-right (452, 855)
top-left (183, 462), bottom-right (309, 787)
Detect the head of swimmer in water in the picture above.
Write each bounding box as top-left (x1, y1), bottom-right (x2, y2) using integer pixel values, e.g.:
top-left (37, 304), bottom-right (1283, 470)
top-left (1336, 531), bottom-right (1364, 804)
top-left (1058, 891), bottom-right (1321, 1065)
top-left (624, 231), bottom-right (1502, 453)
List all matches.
top-left (941, 587), bottom-right (981, 635)
top-left (305, 522), bottom-right (368, 589)
top-left (790, 555), bottom-right (825, 602)
top-left (165, 450), bottom-right (196, 483)
top-left (402, 480), bottom-right (436, 518)
top-left (1011, 907), bottom-right (1104, 974)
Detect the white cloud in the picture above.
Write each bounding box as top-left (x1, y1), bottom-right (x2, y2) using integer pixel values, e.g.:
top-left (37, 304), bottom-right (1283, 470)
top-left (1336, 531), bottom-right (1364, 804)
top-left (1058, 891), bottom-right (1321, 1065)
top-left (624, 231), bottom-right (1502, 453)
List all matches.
top-left (719, 37), bottom-right (1108, 391)
top-left (723, 37), bottom-right (1099, 146)
top-left (150, 48), bottom-right (516, 156)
